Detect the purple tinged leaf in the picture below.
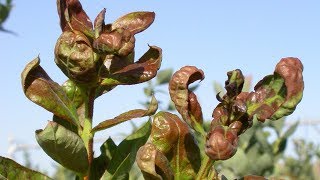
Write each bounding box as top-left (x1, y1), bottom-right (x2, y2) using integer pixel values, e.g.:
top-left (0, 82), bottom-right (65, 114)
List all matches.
top-left (136, 143), bottom-right (174, 180)
top-left (0, 156), bottom-right (51, 179)
top-left (101, 46), bottom-right (162, 86)
top-left (169, 66), bottom-right (204, 132)
top-left (21, 57), bottom-right (79, 127)
top-left (57, 0), bottom-right (93, 37)
top-left (35, 121), bottom-right (88, 174)
top-left (91, 95), bottom-right (158, 133)
top-left (94, 8), bottom-right (106, 37)
top-left (112, 11), bottom-right (155, 35)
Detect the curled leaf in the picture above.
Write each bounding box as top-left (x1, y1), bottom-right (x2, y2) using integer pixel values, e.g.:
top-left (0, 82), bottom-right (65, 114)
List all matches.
top-left (169, 66), bottom-right (204, 133)
top-left (224, 69), bottom-right (245, 98)
top-left (246, 58), bottom-right (304, 122)
top-left (112, 11), bottom-right (155, 35)
top-left (57, 0), bottom-right (93, 37)
top-left (149, 111), bottom-right (180, 153)
top-left (21, 57), bottom-right (79, 127)
top-left (101, 46), bottom-right (162, 86)
top-left (205, 125), bottom-right (239, 160)
top-left (61, 80), bottom-right (85, 108)
top-left (92, 95), bottom-right (158, 133)
top-left (145, 111), bottom-right (201, 179)
top-left (54, 31), bottom-right (98, 84)
top-left (137, 143), bottom-right (174, 180)
top-left (35, 121), bottom-right (88, 174)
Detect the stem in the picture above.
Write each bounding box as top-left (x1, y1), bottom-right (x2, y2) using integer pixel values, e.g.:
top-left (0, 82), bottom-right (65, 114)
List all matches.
top-left (81, 88), bottom-right (95, 180)
top-left (196, 155), bottom-right (214, 180)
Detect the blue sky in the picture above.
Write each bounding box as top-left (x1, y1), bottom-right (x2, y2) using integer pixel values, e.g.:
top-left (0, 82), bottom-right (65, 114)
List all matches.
top-left (0, 0), bottom-right (319, 174)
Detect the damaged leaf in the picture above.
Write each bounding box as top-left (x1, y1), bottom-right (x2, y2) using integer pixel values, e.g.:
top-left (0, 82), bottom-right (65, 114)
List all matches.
top-left (101, 46), bottom-right (162, 86)
top-left (246, 58), bottom-right (304, 122)
top-left (92, 95), bottom-right (158, 133)
top-left (35, 121), bottom-right (88, 174)
top-left (146, 111), bottom-right (201, 180)
top-left (169, 66), bottom-right (204, 133)
top-left (136, 143), bottom-right (174, 180)
top-left (112, 11), bottom-right (155, 35)
top-left (57, 0), bottom-right (93, 37)
top-left (21, 57), bottom-right (79, 127)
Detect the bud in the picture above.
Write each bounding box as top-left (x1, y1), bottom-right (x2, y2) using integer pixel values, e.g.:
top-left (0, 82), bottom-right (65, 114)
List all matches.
top-left (205, 125), bottom-right (238, 160)
top-left (93, 28), bottom-right (135, 57)
top-left (55, 31), bottom-right (98, 84)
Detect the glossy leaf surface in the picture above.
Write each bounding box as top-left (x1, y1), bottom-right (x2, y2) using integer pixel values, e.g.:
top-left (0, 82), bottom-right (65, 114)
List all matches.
top-left (246, 58), bottom-right (304, 122)
top-left (137, 143), bottom-right (174, 180)
top-left (112, 11), bottom-right (155, 35)
top-left (102, 121), bottom-right (152, 179)
top-left (169, 66), bottom-right (204, 132)
top-left (21, 57), bottom-right (79, 127)
top-left (92, 96), bottom-right (158, 133)
top-left (57, 0), bottom-right (93, 37)
top-left (145, 111), bottom-right (201, 179)
top-left (35, 121), bottom-right (88, 174)
top-left (0, 156), bottom-right (51, 180)
top-left (101, 46), bottom-right (162, 86)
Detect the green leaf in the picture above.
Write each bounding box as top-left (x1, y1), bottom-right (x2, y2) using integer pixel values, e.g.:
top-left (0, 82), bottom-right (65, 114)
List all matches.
top-left (269, 118), bottom-right (285, 136)
top-left (102, 120), bottom-right (152, 179)
top-left (112, 11), bottom-right (155, 35)
top-left (92, 96), bottom-right (158, 133)
top-left (21, 57), bottom-right (79, 127)
top-left (0, 156), bottom-right (52, 180)
top-left (221, 149), bottom-right (249, 177)
top-left (169, 66), bottom-right (205, 134)
top-left (101, 46), bottom-right (162, 86)
top-left (282, 121), bottom-right (299, 139)
top-left (136, 143), bottom-right (174, 180)
top-left (61, 80), bottom-right (85, 109)
top-left (156, 68), bottom-right (173, 85)
top-left (91, 138), bottom-right (117, 180)
top-left (246, 58), bottom-right (304, 122)
top-left (35, 121), bottom-right (88, 174)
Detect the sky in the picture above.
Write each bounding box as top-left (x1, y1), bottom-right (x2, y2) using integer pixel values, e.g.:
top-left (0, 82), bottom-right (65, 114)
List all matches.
top-left (0, 0), bottom-right (320, 175)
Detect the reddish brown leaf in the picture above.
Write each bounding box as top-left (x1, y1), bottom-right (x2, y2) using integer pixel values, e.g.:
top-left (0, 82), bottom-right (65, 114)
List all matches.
top-left (145, 112), bottom-right (201, 179)
top-left (94, 8), bottom-right (106, 37)
top-left (101, 46), bottom-right (162, 86)
top-left (21, 57), bottom-right (79, 127)
top-left (169, 66), bottom-right (204, 133)
top-left (57, 0), bottom-right (93, 37)
top-left (112, 12), bottom-right (155, 35)
top-left (205, 125), bottom-right (239, 160)
top-left (246, 57), bottom-right (304, 121)
top-left (136, 143), bottom-right (174, 180)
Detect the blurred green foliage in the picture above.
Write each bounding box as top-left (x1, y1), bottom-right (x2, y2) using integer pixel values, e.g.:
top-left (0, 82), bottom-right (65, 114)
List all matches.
top-left (0, 0), bottom-right (13, 33)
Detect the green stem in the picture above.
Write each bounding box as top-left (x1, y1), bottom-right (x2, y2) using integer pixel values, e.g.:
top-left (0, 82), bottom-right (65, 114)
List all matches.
top-left (196, 155), bottom-right (214, 180)
top-left (81, 88), bottom-right (95, 180)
